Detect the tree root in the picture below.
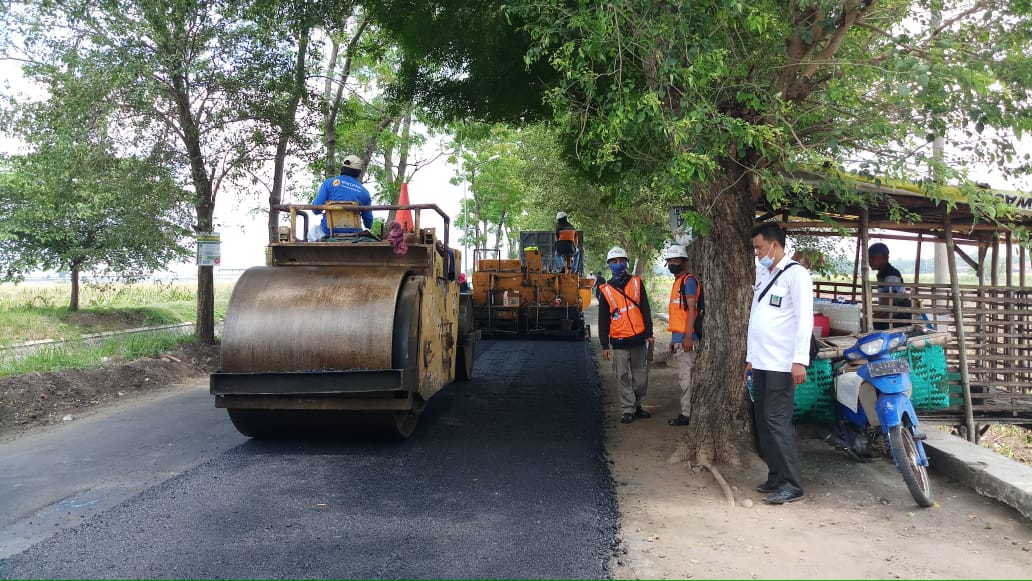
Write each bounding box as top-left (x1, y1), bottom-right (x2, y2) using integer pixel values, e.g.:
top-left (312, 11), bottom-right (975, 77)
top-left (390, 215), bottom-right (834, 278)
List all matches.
top-left (668, 440), bottom-right (691, 465)
top-left (669, 441), bottom-right (737, 506)
top-left (700, 462), bottom-right (736, 506)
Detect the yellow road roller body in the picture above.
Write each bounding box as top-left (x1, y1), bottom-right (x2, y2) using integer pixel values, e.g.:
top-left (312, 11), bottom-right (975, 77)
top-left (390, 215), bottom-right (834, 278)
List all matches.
top-left (210, 203), bottom-right (477, 438)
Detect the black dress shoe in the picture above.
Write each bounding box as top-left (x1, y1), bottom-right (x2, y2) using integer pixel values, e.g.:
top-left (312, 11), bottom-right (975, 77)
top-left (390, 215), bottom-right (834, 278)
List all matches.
top-left (756, 480), bottom-right (782, 493)
top-left (620, 413), bottom-right (634, 424)
top-left (764, 489), bottom-right (804, 504)
top-left (634, 407), bottom-right (652, 419)
top-left (667, 414), bottom-right (691, 426)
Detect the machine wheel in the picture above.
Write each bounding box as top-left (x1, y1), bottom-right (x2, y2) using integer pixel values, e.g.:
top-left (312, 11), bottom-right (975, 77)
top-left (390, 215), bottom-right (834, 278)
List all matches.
top-left (455, 338), bottom-right (476, 382)
top-left (888, 424), bottom-right (934, 507)
top-left (227, 409), bottom-right (287, 439)
top-left (389, 411), bottom-right (420, 439)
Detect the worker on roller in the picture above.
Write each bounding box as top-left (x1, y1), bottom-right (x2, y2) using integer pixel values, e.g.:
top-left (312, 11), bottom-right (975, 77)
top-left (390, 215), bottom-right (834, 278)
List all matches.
top-left (598, 246), bottom-right (655, 424)
top-left (554, 211), bottom-right (580, 273)
top-left (662, 244), bottom-right (702, 428)
top-left (309, 154), bottom-right (373, 240)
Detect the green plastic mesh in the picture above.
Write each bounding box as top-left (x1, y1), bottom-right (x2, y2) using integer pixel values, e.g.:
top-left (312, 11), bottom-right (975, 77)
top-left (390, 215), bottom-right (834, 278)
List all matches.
top-left (792, 358), bottom-right (835, 424)
top-left (890, 345), bottom-right (950, 410)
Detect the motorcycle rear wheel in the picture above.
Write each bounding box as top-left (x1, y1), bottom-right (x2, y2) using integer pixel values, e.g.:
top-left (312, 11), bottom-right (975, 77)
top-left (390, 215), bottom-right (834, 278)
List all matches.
top-left (888, 424), bottom-right (934, 507)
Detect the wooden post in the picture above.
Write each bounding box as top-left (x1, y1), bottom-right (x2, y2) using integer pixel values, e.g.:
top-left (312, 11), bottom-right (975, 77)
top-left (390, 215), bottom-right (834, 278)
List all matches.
top-left (852, 235), bottom-right (862, 303)
top-left (1005, 232), bottom-right (1013, 288)
top-left (943, 209), bottom-right (976, 442)
top-left (861, 209), bottom-right (872, 333)
top-left (1022, 245), bottom-right (1027, 288)
top-left (991, 234), bottom-right (1000, 287)
top-left (914, 233), bottom-right (924, 318)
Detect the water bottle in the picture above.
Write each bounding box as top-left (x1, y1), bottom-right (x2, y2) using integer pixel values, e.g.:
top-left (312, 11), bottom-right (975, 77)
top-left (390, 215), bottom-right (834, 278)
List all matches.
top-left (746, 370), bottom-right (754, 402)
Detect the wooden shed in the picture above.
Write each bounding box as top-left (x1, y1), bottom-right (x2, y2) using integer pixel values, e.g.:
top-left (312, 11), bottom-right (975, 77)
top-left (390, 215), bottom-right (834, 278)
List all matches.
top-left (762, 170), bottom-right (1032, 442)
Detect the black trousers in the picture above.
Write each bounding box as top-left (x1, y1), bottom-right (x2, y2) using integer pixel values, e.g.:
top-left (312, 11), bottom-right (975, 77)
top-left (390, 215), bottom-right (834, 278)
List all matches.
top-left (753, 369), bottom-right (803, 492)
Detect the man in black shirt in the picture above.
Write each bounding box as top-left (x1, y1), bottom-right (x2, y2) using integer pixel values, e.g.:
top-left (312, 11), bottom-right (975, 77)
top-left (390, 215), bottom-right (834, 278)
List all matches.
top-left (868, 243), bottom-right (912, 330)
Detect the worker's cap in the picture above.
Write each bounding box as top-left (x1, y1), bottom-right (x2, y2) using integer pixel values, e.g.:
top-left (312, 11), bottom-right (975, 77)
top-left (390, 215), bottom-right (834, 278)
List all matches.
top-left (661, 245), bottom-right (688, 261)
top-left (556, 211), bottom-right (568, 220)
top-left (868, 242), bottom-right (890, 257)
top-left (341, 154), bottom-right (364, 172)
top-left (607, 246), bottom-right (629, 261)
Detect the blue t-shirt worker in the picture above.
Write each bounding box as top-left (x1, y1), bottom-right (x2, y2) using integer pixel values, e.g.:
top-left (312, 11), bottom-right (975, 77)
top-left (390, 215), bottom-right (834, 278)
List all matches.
top-left (311, 154), bottom-right (373, 238)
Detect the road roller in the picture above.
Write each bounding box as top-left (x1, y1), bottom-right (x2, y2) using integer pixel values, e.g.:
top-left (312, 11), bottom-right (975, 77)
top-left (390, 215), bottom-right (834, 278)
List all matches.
top-left (210, 203), bottom-right (478, 439)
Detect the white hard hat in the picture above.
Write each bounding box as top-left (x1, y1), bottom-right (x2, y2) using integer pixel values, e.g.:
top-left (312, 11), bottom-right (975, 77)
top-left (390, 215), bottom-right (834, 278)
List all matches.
top-left (341, 154), bottom-right (364, 172)
top-left (556, 211), bottom-right (568, 220)
top-left (662, 245), bottom-right (688, 260)
top-left (607, 246), bottom-right (629, 261)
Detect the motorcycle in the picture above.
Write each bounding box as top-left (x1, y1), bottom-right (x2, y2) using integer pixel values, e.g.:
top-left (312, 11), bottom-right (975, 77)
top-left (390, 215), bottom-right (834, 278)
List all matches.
top-left (829, 331), bottom-right (934, 507)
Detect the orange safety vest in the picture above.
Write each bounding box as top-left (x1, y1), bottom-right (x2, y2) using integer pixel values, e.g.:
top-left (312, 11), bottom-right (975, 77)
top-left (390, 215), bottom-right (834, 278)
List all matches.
top-left (668, 272), bottom-right (701, 335)
top-left (601, 276), bottom-right (646, 339)
top-left (557, 229), bottom-right (577, 242)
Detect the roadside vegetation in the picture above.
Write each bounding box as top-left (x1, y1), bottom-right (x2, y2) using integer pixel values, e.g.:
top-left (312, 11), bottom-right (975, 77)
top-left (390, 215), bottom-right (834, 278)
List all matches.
top-left (0, 281), bottom-right (234, 375)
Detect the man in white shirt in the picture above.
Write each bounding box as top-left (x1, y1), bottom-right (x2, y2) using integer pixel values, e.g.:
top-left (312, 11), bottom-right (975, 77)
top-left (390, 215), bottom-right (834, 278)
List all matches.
top-left (746, 223), bottom-right (814, 504)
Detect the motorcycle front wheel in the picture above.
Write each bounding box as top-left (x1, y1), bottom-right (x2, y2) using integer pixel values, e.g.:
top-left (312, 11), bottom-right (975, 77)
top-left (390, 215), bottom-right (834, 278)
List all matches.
top-left (888, 424), bottom-right (934, 507)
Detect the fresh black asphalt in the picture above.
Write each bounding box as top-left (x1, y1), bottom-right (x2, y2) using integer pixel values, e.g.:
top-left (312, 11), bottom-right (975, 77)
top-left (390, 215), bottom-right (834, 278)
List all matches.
top-left (0, 339), bottom-right (618, 579)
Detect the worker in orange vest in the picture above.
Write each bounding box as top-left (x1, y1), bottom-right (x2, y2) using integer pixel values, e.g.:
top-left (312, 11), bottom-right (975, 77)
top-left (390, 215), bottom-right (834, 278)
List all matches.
top-left (662, 244), bottom-right (703, 427)
top-left (598, 246), bottom-right (655, 424)
top-left (554, 212), bottom-right (580, 273)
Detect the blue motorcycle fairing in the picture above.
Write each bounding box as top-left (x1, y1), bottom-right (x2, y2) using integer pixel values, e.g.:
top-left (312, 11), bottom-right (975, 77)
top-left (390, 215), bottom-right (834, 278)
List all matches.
top-left (875, 392), bottom-right (918, 432)
top-left (841, 402), bottom-right (867, 427)
top-left (858, 364), bottom-right (912, 394)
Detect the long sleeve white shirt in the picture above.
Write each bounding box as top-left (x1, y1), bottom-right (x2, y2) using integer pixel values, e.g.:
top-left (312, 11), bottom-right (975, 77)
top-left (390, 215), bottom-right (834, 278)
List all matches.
top-left (746, 256), bottom-right (814, 372)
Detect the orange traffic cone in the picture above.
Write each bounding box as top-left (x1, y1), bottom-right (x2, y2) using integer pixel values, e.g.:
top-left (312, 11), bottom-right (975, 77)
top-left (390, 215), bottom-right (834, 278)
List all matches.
top-left (396, 182), bottom-right (414, 232)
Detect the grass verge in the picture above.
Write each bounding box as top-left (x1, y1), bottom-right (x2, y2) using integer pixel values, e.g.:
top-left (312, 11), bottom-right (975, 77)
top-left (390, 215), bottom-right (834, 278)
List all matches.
top-left (0, 331), bottom-right (197, 377)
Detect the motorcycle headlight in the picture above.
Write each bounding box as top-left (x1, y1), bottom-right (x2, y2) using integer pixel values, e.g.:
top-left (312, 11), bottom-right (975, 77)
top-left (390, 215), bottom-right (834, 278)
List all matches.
top-left (887, 337), bottom-right (901, 351)
top-left (846, 350), bottom-right (861, 361)
top-left (860, 338), bottom-right (885, 356)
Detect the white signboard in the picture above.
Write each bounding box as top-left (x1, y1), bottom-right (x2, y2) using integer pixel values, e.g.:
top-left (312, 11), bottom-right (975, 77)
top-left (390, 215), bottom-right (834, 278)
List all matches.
top-left (197, 233), bottom-right (221, 266)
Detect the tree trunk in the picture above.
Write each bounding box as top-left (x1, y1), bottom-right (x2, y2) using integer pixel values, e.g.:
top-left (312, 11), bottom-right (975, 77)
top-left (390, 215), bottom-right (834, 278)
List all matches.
top-left (680, 169), bottom-right (757, 466)
top-left (69, 266), bottom-right (80, 311)
top-left (170, 71), bottom-right (217, 345)
top-left (324, 12), bottom-right (370, 176)
top-left (268, 24), bottom-right (311, 243)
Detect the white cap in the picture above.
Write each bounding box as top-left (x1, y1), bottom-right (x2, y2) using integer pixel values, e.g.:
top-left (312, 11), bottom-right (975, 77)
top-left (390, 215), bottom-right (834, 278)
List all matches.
top-left (661, 245), bottom-right (688, 260)
top-left (556, 211), bottom-right (568, 220)
top-left (341, 154), bottom-right (364, 172)
top-left (607, 246), bottom-right (629, 261)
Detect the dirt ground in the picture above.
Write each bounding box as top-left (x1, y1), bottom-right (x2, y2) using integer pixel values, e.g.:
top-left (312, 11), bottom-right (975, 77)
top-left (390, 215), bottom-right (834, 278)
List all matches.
top-left (0, 342), bottom-right (220, 440)
top-left (597, 320), bottom-right (1032, 579)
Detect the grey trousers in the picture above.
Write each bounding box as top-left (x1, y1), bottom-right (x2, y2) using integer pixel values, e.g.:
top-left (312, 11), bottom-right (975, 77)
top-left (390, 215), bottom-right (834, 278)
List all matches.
top-left (673, 349), bottom-right (696, 417)
top-left (613, 344), bottom-right (649, 414)
top-left (753, 369), bottom-right (803, 492)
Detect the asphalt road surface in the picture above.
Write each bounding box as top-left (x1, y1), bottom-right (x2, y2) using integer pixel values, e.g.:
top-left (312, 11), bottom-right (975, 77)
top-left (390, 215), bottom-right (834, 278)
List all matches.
top-left (0, 339), bottom-right (617, 579)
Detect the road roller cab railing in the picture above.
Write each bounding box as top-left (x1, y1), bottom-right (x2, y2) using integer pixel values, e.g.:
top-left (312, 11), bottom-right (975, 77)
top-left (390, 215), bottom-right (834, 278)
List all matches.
top-left (210, 203), bottom-right (477, 439)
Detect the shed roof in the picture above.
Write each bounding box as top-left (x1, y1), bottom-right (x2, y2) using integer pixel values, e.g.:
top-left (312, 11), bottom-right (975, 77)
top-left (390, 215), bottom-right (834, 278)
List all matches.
top-left (766, 170), bottom-right (1032, 242)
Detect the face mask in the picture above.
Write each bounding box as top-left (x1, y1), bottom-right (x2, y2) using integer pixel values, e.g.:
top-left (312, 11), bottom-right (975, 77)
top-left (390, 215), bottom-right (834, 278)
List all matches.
top-left (608, 262), bottom-right (628, 277)
top-left (668, 263), bottom-right (683, 275)
top-left (758, 246), bottom-right (776, 269)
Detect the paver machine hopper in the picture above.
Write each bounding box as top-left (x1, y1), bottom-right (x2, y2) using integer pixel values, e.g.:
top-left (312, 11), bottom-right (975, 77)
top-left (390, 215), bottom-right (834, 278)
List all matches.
top-left (469, 231), bottom-right (594, 338)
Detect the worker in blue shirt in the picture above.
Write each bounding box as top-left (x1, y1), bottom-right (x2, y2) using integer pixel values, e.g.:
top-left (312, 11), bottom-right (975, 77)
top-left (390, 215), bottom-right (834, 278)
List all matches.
top-left (310, 154), bottom-right (373, 240)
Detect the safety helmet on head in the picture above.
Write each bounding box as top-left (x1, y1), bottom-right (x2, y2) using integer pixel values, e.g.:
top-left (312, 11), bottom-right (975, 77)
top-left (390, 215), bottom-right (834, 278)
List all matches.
top-left (556, 211), bottom-right (568, 220)
top-left (341, 154), bottom-right (364, 172)
top-left (607, 246), bottom-right (629, 261)
top-left (661, 245), bottom-right (688, 261)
